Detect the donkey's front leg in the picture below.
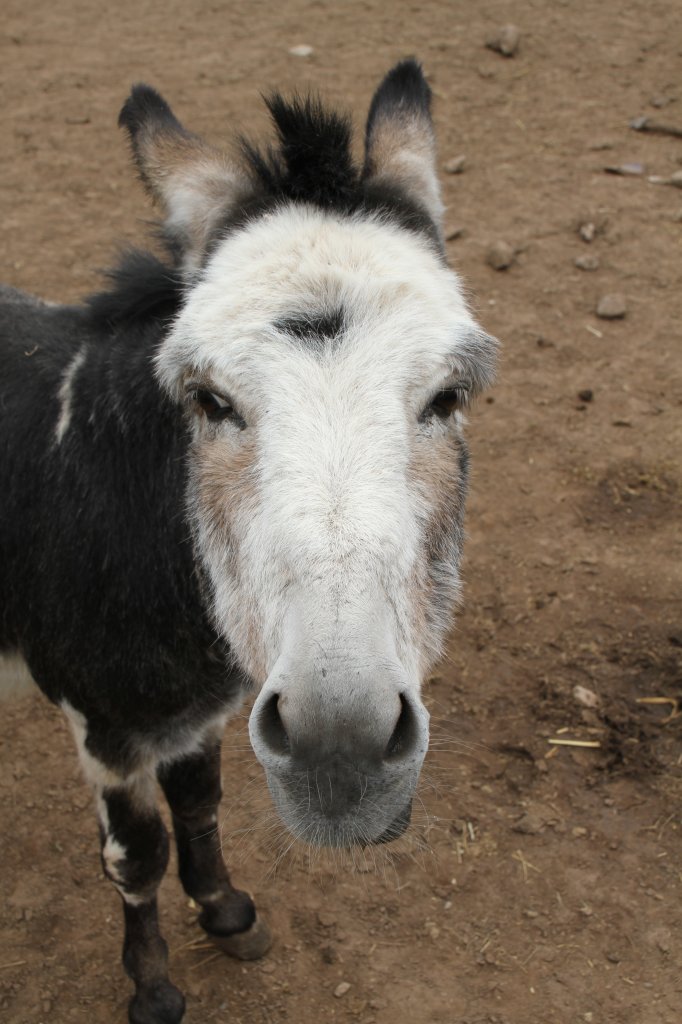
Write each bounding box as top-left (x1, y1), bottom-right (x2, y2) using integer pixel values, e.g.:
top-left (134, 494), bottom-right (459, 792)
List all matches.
top-left (158, 737), bottom-right (271, 960)
top-left (99, 784), bottom-right (185, 1024)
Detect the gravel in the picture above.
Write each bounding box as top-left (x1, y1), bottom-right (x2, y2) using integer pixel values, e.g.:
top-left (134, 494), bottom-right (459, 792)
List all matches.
top-left (486, 240), bottom-right (515, 270)
top-left (485, 24), bottom-right (520, 57)
top-left (575, 254), bottom-right (600, 271)
top-left (443, 154), bottom-right (466, 174)
top-left (596, 294), bottom-right (627, 319)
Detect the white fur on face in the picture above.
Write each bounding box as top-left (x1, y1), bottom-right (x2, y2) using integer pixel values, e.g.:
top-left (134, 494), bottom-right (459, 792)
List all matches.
top-left (157, 205), bottom-right (490, 688)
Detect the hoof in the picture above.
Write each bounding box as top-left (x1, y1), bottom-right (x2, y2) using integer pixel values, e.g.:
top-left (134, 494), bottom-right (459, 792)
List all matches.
top-left (128, 981), bottom-right (185, 1024)
top-left (207, 914), bottom-right (273, 961)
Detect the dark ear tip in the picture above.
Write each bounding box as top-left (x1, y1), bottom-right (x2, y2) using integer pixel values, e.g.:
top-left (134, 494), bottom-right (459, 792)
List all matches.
top-left (376, 58), bottom-right (430, 107)
top-left (366, 57), bottom-right (432, 131)
top-left (118, 83), bottom-right (179, 136)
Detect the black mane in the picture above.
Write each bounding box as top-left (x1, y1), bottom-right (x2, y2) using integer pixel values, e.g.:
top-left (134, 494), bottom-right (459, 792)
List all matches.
top-left (241, 94), bottom-right (359, 209)
top-left (86, 249), bottom-right (182, 330)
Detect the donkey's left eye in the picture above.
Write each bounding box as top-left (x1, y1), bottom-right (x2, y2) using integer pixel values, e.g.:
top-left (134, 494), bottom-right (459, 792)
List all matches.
top-left (420, 385), bottom-right (468, 422)
top-left (191, 389), bottom-right (246, 427)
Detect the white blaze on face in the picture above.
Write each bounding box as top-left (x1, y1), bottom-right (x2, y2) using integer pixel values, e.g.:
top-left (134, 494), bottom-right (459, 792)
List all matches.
top-left (157, 205), bottom-right (488, 687)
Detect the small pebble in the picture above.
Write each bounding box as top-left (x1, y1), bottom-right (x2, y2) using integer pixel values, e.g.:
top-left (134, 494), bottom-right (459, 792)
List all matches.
top-left (575, 254), bottom-right (600, 271)
top-left (604, 162), bottom-right (645, 176)
top-left (573, 683), bottom-right (599, 706)
top-left (588, 139), bottom-right (614, 151)
top-left (317, 911), bottom-right (337, 927)
top-left (650, 94), bottom-right (673, 108)
top-left (334, 982), bottom-right (351, 998)
top-left (485, 24), bottom-right (520, 57)
top-left (572, 826), bottom-right (588, 838)
top-left (596, 294), bottom-right (627, 319)
top-left (606, 951), bottom-right (621, 964)
top-left (486, 240), bottom-right (515, 270)
top-left (579, 222), bottom-right (596, 242)
top-left (444, 154), bottom-right (466, 174)
top-left (445, 225), bottom-right (464, 241)
top-left (288, 44), bottom-right (313, 57)
top-left (669, 170), bottom-right (682, 188)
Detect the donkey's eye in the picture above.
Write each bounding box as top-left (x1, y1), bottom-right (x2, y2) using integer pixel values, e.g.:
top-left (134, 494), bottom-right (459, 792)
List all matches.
top-left (420, 384), bottom-right (469, 422)
top-left (191, 388), bottom-right (245, 427)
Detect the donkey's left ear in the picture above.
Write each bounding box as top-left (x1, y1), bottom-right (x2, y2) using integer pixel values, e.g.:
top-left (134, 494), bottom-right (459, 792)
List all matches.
top-left (119, 84), bottom-right (251, 280)
top-left (363, 59), bottom-right (443, 229)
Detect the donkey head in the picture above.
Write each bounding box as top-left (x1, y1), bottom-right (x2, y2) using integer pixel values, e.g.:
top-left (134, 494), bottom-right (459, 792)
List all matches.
top-left (120, 61), bottom-right (497, 847)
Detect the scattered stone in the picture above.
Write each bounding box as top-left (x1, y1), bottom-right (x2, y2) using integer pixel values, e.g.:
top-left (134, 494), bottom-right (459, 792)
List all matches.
top-left (573, 683), bottom-right (599, 707)
top-left (512, 812), bottom-right (544, 835)
top-left (572, 826), bottom-right (588, 838)
top-left (64, 115), bottom-right (91, 126)
top-left (445, 225), bottom-right (464, 241)
top-left (606, 951), bottom-right (622, 964)
top-left (444, 154), bottom-right (466, 174)
top-left (631, 115), bottom-right (682, 139)
top-left (261, 962), bottom-right (276, 974)
top-left (579, 221), bottom-right (596, 242)
top-left (485, 24), bottom-right (521, 57)
top-left (536, 335), bottom-right (554, 348)
top-left (424, 920), bottom-right (440, 939)
top-left (588, 139), bottom-right (614, 151)
top-left (317, 910), bottom-right (337, 928)
top-left (334, 982), bottom-right (351, 998)
top-left (604, 162), bottom-right (645, 176)
top-left (596, 294), bottom-right (627, 319)
top-left (575, 254), bottom-right (600, 271)
top-left (486, 240), bottom-right (515, 270)
top-left (650, 94), bottom-right (673, 108)
top-left (669, 170), bottom-right (682, 188)
top-left (612, 418), bottom-right (632, 427)
top-left (288, 44), bottom-right (313, 57)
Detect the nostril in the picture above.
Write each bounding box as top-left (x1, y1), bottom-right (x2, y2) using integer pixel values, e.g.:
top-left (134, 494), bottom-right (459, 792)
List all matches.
top-left (385, 694), bottom-right (417, 761)
top-left (258, 693), bottom-right (290, 756)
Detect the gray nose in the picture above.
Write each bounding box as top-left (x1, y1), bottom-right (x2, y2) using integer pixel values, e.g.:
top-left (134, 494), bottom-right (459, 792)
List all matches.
top-left (248, 660), bottom-right (429, 846)
top-left (249, 662), bottom-right (427, 774)
top-left (252, 686), bottom-right (421, 770)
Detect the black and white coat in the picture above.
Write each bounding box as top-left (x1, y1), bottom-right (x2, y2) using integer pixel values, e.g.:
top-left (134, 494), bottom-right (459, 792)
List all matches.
top-left (0, 61), bottom-right (496, 1024)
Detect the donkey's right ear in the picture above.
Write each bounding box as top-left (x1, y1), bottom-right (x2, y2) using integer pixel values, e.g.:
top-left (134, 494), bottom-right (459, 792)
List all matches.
top-left (119, 85), bottom-right (250, 280)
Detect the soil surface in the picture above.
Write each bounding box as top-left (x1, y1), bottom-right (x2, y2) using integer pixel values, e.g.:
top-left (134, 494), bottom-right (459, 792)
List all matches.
top-left (1, 2), bottom-right (681, 1023)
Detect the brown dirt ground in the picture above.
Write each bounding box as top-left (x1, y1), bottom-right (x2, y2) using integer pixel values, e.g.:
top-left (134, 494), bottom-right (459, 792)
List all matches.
top-left (1, 1), bottom-right (681, 1022)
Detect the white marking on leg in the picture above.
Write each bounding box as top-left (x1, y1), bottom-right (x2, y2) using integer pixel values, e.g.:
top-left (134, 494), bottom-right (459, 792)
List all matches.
top-left (55, 347), bottom-right (86, 444)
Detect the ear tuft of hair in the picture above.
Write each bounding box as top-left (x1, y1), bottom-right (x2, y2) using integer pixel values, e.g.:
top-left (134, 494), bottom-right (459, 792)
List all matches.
top-left (118, 83), bottom-right (183, 142)
top-left (365, 58), bottom-right (432, 139)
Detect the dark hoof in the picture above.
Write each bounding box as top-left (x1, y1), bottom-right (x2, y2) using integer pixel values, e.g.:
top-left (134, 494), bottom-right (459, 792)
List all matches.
top-left (128, 981), bottom-right (185, 1024)
top-left (207, 914), bottom-right (273, 961)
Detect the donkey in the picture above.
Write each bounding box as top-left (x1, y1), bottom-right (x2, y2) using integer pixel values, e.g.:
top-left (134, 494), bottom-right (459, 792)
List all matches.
top-left (0, 60), bottom-right (496, 1022)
